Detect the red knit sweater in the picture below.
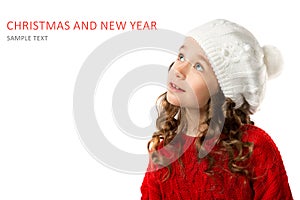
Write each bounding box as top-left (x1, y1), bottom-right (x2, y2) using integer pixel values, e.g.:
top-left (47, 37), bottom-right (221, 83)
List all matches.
top-left (141, 125), bottom-right (293, 199)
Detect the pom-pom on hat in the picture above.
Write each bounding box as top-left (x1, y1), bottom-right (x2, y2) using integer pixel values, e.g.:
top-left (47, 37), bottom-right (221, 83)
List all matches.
top-left (187, 19), bottom-right (283, 113)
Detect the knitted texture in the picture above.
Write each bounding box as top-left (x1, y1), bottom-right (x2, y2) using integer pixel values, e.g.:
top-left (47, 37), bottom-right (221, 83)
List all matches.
top-left (141, 125), bottom-right (293, 200)
top-left (186, 19), bottom-right (283, 113)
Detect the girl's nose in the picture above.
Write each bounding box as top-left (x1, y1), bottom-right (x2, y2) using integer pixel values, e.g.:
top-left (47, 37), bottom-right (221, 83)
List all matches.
top-left (174, 61), bottom-right (190, 79)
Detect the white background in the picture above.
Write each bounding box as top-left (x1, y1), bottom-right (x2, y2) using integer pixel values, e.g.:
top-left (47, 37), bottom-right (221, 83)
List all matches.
top-left (1, 0), bottom-right (299, 199)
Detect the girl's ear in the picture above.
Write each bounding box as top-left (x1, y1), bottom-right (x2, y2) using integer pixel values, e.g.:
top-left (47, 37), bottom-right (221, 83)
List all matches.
top-left (168, 62), bottom-right (175, 71)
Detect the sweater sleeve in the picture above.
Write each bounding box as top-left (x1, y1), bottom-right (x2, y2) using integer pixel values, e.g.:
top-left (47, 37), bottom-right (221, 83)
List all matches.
top-left (245, 126), bottom-right (293, 200)
top-left (140, 158), bottom-right (162, 200)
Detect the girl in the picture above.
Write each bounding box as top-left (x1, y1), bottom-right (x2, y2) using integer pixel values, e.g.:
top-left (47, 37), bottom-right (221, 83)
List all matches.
top-left (140, 19), bottom-right (293, 199)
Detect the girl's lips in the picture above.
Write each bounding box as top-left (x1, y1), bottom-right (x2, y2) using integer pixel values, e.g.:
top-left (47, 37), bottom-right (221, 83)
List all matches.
top-left (168, 82), bottom-right (186, 92)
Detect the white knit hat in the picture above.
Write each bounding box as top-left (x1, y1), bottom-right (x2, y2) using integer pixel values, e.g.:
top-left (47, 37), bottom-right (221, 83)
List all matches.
top-left (187, 19), bottom-right (283, 113)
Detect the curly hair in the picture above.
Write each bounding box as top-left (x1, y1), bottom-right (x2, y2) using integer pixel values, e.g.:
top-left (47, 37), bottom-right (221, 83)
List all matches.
top-left (148, 63), bottom-right (254, 180)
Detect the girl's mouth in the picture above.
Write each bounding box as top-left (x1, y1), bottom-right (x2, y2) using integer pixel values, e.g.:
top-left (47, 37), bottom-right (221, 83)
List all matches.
top-left (169, 82), bottom-right (186, 92)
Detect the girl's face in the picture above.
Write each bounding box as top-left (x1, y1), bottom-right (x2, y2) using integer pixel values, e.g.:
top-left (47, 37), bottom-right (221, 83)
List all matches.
top-left (166, 37), bottom-right (219, 109)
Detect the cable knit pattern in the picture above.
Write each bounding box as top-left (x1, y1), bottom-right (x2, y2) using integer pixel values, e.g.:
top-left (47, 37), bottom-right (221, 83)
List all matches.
top-left (186, 19), bottom-right (278, 113)
top-left (141, 125), bottom-right (293, 200)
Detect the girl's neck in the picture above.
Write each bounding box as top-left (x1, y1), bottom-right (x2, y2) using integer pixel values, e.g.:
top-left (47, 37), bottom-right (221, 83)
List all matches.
top-left (180, 106), bottom-right (208, 137)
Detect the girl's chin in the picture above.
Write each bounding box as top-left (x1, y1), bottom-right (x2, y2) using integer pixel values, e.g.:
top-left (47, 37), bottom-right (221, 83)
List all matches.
top-left (166, 92), bottom-right (206, 109)
top-left (166, 92), bottom-right (181, 106)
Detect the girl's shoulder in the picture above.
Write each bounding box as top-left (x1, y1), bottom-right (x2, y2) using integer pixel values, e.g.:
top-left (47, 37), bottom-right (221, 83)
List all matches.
top-left (241, 124), bottom-right (276, 144)
top-left (241, 124), bottom-right (283, 163)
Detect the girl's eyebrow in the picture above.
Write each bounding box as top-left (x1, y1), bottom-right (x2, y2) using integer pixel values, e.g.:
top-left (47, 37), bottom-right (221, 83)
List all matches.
top-left (198, 53), bottom-right (208, 62)
top-left (198, 53), bottom-right (211, 67)
top-left (178, 44), bottom-right (210, 66)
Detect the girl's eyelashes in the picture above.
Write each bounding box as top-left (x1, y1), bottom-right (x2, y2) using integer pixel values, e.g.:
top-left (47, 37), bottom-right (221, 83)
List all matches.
top-left (178, 53), bottom-right (185, 62)
top-left (194, 63), bottom-right (204, 72)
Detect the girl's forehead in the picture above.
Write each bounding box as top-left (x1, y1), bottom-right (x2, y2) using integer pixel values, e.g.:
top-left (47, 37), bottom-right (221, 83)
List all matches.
top-left (180, 37), bottom-right (209, 63)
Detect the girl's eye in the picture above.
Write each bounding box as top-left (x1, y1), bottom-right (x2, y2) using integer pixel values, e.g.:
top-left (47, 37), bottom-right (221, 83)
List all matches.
top-left (194, 63), bottom-right (204, 72)
top-left (178, 54), bottom-right (185, 62)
